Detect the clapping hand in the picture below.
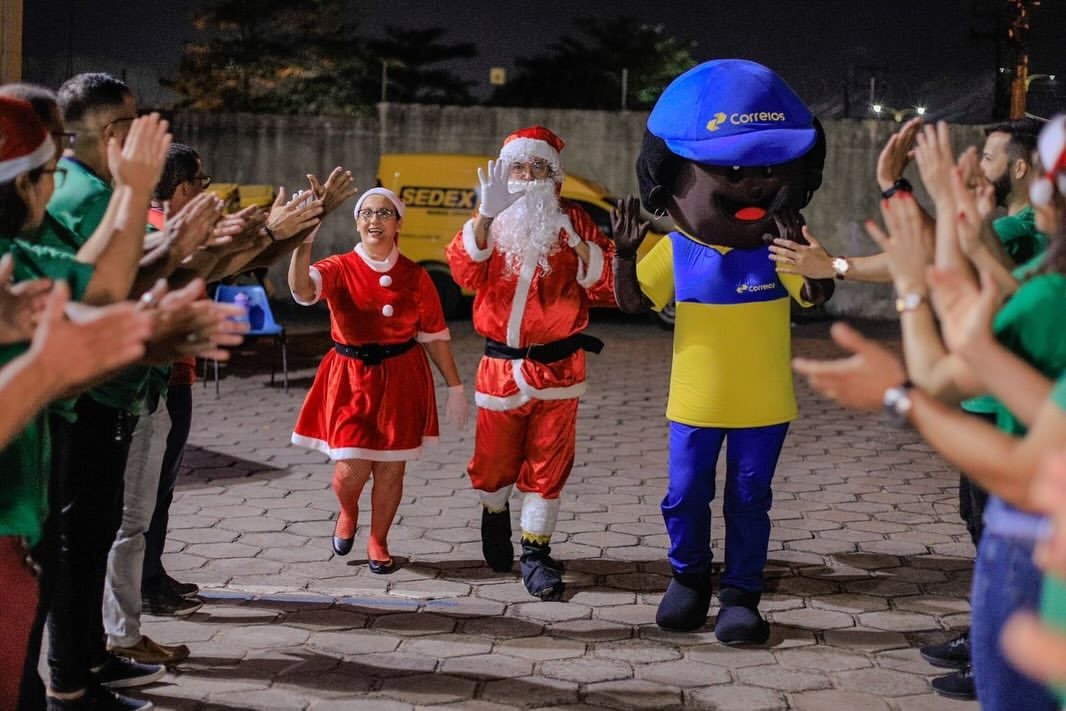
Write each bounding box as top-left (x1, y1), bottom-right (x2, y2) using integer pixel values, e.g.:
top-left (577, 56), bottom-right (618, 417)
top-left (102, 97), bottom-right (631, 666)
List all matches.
top-left (0, 253), bottom-right (52, 345)
top-left (610, 196), bottom-right (649, 259)
top-left (308, 167), bottom-right (358, 216)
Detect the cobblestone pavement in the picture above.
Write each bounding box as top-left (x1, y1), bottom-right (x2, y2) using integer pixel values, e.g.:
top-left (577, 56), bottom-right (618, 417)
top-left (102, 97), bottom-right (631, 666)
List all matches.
top-left (134, 314), bottom-right (980, 710)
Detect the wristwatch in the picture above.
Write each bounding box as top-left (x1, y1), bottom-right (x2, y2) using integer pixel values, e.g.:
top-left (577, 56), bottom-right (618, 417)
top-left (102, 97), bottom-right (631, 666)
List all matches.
top-left (831, 257), bottom-right (850, 280)
top-left (881, 177), bottom-right (913, 200)
top-left (883, 381), bottom-right (914, 426)
top-left (894, 292), bottom-right (927, 313)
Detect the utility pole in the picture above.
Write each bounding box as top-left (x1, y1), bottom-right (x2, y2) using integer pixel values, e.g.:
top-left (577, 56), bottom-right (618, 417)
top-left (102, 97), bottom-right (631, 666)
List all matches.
top-left (1007, 0), bottom-right (1039, 119)
top-left (0, 0), bottom-right (22, 84)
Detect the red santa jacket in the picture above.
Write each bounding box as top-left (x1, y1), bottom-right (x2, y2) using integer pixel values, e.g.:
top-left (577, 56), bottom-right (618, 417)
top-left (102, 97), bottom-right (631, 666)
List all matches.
top-left (445, 199), bottom-right (615, 411)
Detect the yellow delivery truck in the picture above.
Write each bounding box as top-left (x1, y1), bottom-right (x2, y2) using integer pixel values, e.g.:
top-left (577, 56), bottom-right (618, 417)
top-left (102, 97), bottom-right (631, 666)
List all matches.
top-left (376, 153), bottom-right (672, 324)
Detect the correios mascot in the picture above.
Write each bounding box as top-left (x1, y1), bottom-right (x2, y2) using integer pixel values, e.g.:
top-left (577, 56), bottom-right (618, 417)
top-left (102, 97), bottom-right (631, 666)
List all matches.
top-left (612, 59), bottom-right (834, 643)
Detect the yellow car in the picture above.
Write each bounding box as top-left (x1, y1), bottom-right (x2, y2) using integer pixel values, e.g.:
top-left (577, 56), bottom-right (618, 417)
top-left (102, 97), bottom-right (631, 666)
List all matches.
top-left (207, 183), bottom-right (277, 213)
top-left (376, 153), bottom-right (671, 322)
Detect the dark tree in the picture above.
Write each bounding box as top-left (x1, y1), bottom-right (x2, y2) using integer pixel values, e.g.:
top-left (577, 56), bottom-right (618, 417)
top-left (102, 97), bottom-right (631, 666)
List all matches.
top-left (490, 17), bottom-right (697, 110)
top-left (369, 27), bottom-right (478, 105)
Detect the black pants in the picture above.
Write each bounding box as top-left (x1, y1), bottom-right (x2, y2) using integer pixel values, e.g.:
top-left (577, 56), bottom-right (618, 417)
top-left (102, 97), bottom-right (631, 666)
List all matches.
top-left (959, 411), bottom-right (997, 547)
top-left (46, 397), bottom-right (136, 694)
top-left (142, 384), bottom-right (192, 593)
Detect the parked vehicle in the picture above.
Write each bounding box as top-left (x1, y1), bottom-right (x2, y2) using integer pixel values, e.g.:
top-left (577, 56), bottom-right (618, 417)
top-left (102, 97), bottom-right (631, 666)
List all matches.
top-left (376, 153), bottom-right (674, 325)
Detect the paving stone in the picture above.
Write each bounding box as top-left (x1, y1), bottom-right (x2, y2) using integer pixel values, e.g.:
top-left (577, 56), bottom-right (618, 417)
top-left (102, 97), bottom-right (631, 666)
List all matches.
top-left (858, 610), bottom-right (941, 632)
top-left (835, 667), bottom-right (933, 697)
top-left (481, 676), bottom-right (580, 708)
top-left (439, 652), bottom-right (534, 679)
top-left (495, 635), bottom-right (586, 661)
top-left (400, 633), bottom-right (493, 658)
top-left (376, 673), bottom-right (477, 705)
top-left (637, 658), bottom-right (732, 687)
top-left (583, 679), bottom-right (684, 709)
top-left (822, 628), bottom-right (910, 652)
top-left (549, 619), bottom-right (632, 642)
top-left (541, 656), bottom-right (631, 683)
top-left (789, 689), bottom-right (892, 711)
top-left (510, 600), bottom-right (592, 623)
top-left (307, 629), bottom-right (400, 656)
top-left (685, 684), bottom-right (787, 711)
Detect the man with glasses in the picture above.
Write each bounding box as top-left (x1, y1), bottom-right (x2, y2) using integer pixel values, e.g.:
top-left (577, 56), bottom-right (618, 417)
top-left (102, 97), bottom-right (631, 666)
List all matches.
top-left (446, 125), bottom-right (617, 601)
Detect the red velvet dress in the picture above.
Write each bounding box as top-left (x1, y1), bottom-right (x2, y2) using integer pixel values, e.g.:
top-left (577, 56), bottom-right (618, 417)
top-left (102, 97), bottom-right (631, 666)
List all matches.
top-left (291, 245), bottom-right (448, 461)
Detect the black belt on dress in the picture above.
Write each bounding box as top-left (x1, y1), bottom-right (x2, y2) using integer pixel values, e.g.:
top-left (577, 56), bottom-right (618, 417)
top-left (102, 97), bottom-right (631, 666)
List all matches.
top-left (334, 339), bottom-right (417, 365)
top-left (484, 333), bottom-right (604, 364)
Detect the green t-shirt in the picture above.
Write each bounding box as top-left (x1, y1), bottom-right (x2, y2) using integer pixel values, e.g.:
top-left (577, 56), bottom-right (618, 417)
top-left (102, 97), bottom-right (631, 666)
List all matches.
top-left (0, 236), bottom-right (92, 545)
top-left (990, 272), bottom-right (1066, 436)
top-left (964, 211), bottom-right (1048, 415)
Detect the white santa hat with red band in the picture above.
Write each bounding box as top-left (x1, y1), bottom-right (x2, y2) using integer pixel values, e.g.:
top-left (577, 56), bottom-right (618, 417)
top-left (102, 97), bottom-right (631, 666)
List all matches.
top-left (1031, 114), bottom-right (1066, 206)
top-left (0, 95), bottom-right (55, 184)
top-left (498, 125), bottom-right (565, 183)
top-left (353, 187), bottom-right (405, 219)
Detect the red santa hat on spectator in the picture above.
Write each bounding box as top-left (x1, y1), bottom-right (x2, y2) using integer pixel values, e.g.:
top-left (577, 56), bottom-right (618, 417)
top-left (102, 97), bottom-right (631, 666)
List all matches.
top-left (498, 125), bottom-right (565, 183)
top-left (1031, 114), bottom-right (1066, 206)
top-left (0, 96), bottom-right (54, 184)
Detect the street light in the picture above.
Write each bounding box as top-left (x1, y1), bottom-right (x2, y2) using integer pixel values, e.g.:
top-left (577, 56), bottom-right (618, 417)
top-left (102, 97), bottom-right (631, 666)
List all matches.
top-left (1026, 73), bottom-right (1057, 90)
top-left (871, 103), bottom-right (927, 123)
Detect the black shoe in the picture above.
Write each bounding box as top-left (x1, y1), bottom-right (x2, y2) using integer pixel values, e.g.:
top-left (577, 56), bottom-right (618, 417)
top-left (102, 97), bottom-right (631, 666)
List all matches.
top-left (920, 630), bottom-right (971, 669)
top-left (930, 665), bottom-right (976, 700)
top-left (481, 505), bottom-right (514, 572)
top-left (141, 586), bottom-right (202, 617)
top-left (714, 587), bottom-right (769, 645)
top-left (91, 654), bottom-right (165, 689)
top-left (520, 539), bottom-right (565, 600)
top-left (47, 685), bottom-right (154, 710)
top-left (332, 519), bottom-right (354, 556)
top-left (656, 570), bottom-right (712, 632)
top-left (368, 557), bottom-right (397, 574)
top-left (163, 573), bottom-right (199, 598)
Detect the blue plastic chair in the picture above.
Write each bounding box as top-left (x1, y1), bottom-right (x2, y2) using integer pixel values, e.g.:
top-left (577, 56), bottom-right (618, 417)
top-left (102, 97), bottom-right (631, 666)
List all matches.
top-left (209, 284), bottom-right (288, 396)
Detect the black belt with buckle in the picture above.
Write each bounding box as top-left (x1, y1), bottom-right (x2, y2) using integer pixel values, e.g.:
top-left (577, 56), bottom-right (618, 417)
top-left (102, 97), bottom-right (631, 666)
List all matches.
top-left (484, 333), bottom-right (604, 364)
top-left (334, 339), bottom-right (417, 365)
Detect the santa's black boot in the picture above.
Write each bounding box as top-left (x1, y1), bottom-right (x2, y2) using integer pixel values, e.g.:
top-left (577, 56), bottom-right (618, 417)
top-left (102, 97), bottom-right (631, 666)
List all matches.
top-left (656, 570), bottom-right (712, 632)
top-left (481, 505), bottom-right (514, 572)
top-left (714, 586), bottom-right (769, 645)
top-left (520, 538), bottom-right (565, 600)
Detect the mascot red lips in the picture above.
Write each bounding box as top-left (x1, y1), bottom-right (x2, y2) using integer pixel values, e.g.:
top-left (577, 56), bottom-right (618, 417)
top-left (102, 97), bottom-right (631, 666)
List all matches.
top-left (733, 206), bottom-right (766, 221)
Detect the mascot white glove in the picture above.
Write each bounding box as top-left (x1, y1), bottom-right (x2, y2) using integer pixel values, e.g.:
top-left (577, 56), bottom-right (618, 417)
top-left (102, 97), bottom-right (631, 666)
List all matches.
top-left (445, 384), bottom-right (470, 430)
top-left (477, 159), bottom-right (525, 218)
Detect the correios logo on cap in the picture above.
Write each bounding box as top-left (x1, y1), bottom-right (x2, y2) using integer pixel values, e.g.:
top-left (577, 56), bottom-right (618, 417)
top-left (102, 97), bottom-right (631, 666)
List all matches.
top-left (706, 110), bottom-right (789, 133)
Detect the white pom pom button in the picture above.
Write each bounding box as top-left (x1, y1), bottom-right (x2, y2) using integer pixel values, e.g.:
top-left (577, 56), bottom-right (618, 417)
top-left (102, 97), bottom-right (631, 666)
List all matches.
top-left (382, 304), bottom-right (394, 317)
top-left (379, 275), bottom-right (392, 287)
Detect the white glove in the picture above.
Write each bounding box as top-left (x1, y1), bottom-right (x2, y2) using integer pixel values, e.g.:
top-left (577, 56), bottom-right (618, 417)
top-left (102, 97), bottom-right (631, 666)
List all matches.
top-left (477, 159), bottom-right (525, 218)
top-left (444, 384), bottom-right (470, 430)
top-left (559, 214), bottom-right (582, 248)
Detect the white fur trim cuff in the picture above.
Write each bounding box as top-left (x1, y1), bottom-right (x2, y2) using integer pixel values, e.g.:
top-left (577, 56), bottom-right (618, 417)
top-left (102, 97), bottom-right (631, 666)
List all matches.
top-left (463, 218), bottom-right (494, 262)
top-left (576, 242), bottom-right (604, 288)
top-left (291, 268), bottom-right (322, 306)
top-left (480, 485), bottom-right (513, 513)
top-left (417, 328), bottom-right (451, 343)
top-left (520, 493), bottom-right (561, 537)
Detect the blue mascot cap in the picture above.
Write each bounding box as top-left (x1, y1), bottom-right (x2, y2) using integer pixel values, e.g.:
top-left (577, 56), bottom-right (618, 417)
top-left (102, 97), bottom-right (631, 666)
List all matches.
top-left (648, 59), bottom-right (816, 167)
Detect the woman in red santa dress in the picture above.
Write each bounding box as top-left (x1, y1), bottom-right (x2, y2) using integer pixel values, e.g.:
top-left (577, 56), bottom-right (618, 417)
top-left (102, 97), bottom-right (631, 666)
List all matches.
top-left (288, 187), bottom-right (468, 573)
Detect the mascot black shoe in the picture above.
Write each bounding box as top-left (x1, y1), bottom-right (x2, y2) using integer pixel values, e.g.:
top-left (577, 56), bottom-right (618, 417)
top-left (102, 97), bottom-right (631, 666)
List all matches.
top-left (714, 587), bottom-right (770, 645)
top-left (656, 570), bottom-right (712, 632)
top-left (520, 538), bottom-right (565, 600)
top-left (481, 504), bottom-right (514, 572)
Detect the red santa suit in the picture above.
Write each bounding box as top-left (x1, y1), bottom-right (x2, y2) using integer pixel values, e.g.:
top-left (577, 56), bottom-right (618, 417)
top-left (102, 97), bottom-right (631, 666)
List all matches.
top-left (291, 243), bottom-right (449, 461)
top-left (446, 196), bottom-right (615, 536)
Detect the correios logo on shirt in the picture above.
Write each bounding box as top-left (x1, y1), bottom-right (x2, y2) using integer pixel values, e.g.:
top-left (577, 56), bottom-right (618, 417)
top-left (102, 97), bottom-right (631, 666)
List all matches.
top-left (736, 282), bottom-right (777, 294)
top-left (706, 111), bottom-right (789, 133)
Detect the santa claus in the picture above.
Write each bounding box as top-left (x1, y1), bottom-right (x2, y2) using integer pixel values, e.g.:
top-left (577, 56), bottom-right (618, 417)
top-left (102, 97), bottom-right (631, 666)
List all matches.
top-left (445, 126), bottom-right (616, 600)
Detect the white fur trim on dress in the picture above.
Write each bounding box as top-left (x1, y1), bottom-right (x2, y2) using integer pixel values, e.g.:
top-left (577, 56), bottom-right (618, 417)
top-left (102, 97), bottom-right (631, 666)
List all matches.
top-left (480, 485), bottom-right (513, 513)
top-left (355, 242), bottom-right (400, 272)
top-left (291, 432), bottom-right (438, 461)
top-left (499, 138), bottom-right (564, 183)
top-left (463, 218), bottom-right (494, 262)
top-left (291, 268), bottom-right (323, 306)
top-left (416, 328), bottom-right (451, 343)
top-left (0, 136), bottom-right (55, 184)
top-left (520, 492), bottom-right (560, 537)
top-left (576, 241), bottom-right (604, 288)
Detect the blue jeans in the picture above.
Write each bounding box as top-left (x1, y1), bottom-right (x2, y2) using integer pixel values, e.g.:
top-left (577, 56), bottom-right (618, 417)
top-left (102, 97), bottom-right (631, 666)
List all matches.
top-left (970, 531), bottom-right (1058, 711)
top-left (662, 421), bottom-right (789, 591)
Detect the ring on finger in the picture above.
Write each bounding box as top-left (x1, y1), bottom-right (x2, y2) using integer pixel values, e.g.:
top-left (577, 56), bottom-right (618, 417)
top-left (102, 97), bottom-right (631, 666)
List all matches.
top-left (139, 292), bottom-right (158, 310)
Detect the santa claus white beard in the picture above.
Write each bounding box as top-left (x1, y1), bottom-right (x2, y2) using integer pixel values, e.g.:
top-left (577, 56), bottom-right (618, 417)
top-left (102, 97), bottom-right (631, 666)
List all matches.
top-left (491, 179), bottom-right (564, 276)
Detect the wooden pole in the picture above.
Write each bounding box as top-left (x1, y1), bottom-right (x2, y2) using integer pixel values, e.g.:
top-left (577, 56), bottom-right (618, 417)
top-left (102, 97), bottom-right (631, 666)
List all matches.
top-left (0, 0), bottom-right (23, 84)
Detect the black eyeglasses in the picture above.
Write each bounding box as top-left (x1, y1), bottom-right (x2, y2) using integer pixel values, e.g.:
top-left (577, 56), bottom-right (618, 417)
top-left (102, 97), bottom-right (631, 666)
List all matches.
top-left (356, 208), bottom-right (397, 220)
top-left (52, 131), bottom-right (77, 149)
top-left (41, 166), bottom-right (68, 188)
top-left (191, 174), bottom-right (212, 189)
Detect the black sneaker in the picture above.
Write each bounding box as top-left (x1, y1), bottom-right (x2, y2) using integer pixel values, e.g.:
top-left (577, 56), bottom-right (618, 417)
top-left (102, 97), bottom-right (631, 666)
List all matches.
top-left (164, 573), bottom-right (199, 598)
top-left (91, 654), bottom-right (166, 689)
top-left (142, 586), bottom-right (202, 617)
top-left (930, 665), bottom-right (976, 700)
top-left (920, 630), bottom-right (970, 669)
top-left (47, 685), bottom-right (155, 710)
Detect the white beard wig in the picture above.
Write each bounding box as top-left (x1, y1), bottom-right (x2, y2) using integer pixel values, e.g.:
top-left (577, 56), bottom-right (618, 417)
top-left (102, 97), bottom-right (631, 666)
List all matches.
top-left (491, 178), bottom-right (564, 276)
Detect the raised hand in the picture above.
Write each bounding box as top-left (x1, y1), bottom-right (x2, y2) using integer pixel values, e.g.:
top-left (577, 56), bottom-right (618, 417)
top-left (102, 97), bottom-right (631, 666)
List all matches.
top-left (308, 167), bottom-right (358, 215)
top-left (205, 205), bottom-right (268, 254)
top-left (140, 279), bottom-right (247, 362)
top-left (610, 195), bottom-right (649, 258)
top-left (913, 121), bottom-right (957, 205)
top-left (108, 113), bottom-right (171, 193)
top-left (866, 193), bottom-right (933, 295)
top-left (792, 322), bottom-right (908, 412)
top-left (877, 116), bottom-right (922, 190)
top-left (265, 186), bottom-right (324, 241)
top-left (0, 253), bottom-right (52, 345)
top-left (768, 226), bottom-right (834, 278)
top-left (928, 266), bottom-right (1003, 360)
top-left (477, 159), bottom-right (524, 218)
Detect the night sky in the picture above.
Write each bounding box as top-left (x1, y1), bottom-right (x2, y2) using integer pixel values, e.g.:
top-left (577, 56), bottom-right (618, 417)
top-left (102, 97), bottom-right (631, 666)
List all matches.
top-left (22, 0), bottom-right (1066, 118)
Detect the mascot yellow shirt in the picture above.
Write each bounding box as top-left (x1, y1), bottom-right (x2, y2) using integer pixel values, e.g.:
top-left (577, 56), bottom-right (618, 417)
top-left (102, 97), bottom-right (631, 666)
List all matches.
top-left (638, 231), bottom-right (811, 429)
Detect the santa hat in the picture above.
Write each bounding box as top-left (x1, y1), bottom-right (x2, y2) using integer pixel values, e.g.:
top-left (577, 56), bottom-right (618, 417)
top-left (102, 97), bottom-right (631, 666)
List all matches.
top-left (0, 96), bottom-right (54, 184)
top-left (353, 187), bottom-right (405, 219)
top-left (1031, 114), bottom-right (1066, 206)
top-left (498, 125), bottom-right (565, 182)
